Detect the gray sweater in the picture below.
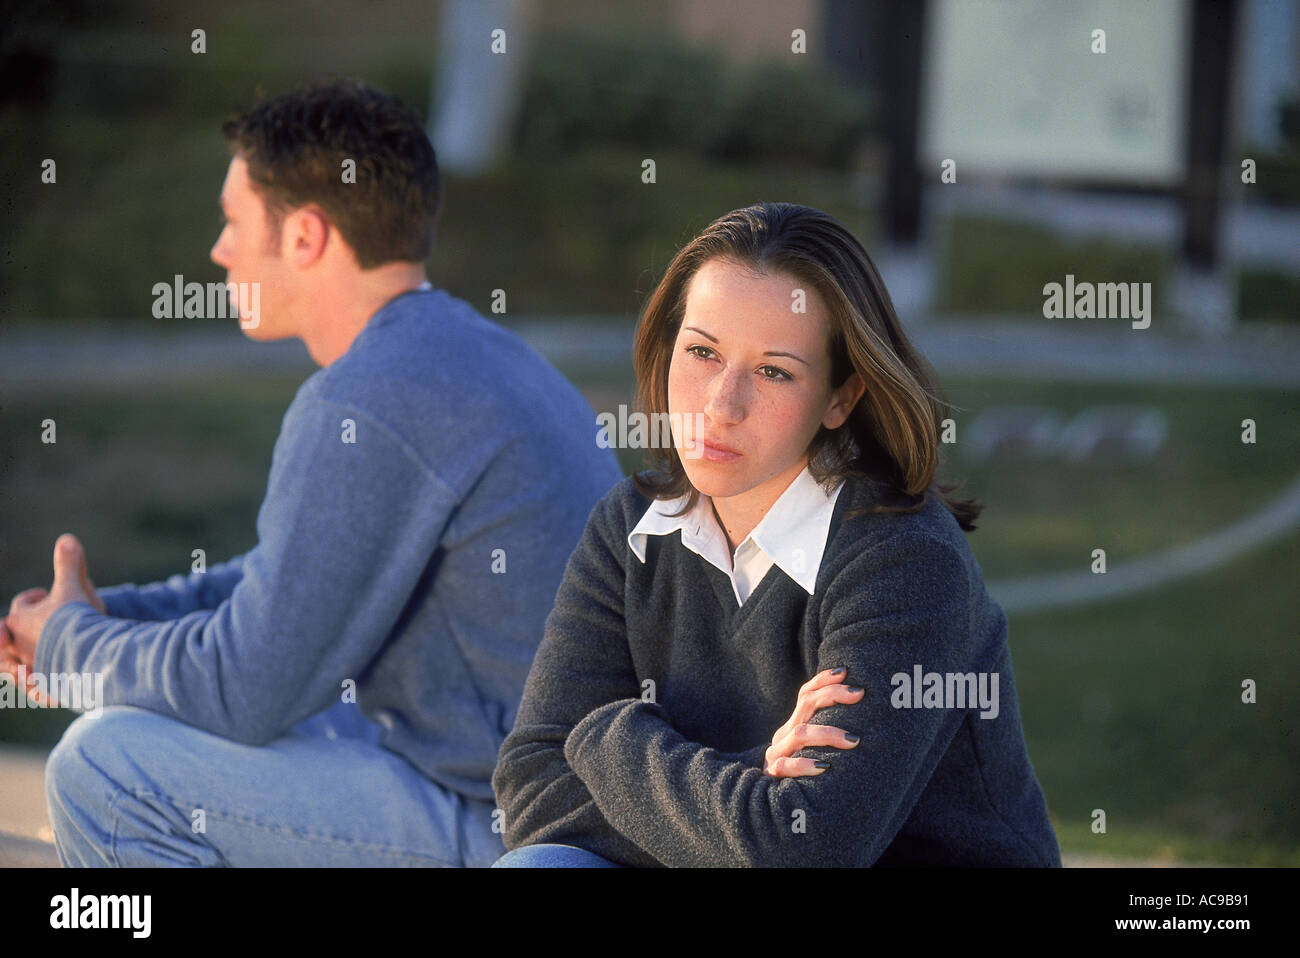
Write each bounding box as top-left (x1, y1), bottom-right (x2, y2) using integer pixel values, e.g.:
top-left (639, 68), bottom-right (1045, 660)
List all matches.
top-left (493, 473), bottom-right (1061, 866)
top-left (38, 287), bottom-right (623, 801)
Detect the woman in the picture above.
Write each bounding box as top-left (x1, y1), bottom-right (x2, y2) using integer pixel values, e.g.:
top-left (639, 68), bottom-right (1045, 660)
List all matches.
top-left (491, 203), bottom-right (1060, 867)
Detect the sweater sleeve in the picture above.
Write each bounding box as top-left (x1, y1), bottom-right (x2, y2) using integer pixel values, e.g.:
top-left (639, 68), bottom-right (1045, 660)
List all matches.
top-left (34, 393), bottom-right (459, 744)
top-left (492, 490), bottom-right (662, 867)
top-left (97, 555), bottom-right (248, 621)
top-left (562, 531), bottom-right (976, 867)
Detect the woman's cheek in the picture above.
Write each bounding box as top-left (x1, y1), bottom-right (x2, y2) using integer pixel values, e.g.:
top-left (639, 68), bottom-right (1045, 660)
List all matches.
top-left (669, 362), bottom-right (703, 414)
top-left (767, 390), bottom-right (814, 450)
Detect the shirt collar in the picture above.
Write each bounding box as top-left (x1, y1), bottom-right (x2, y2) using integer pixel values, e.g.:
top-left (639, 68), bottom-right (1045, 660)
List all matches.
top-left (627, 466), bottom-right (844, 595)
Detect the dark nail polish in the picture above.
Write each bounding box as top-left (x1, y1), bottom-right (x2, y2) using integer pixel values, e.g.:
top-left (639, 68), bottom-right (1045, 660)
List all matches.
top-left (813, 761), bottom-right (831, 769)
top-left (830, 667), bottom-right (846, 676)
top-left (844, 733), bottom-right (860, 744)
top-left (847, 686), bottom-right (863, 695)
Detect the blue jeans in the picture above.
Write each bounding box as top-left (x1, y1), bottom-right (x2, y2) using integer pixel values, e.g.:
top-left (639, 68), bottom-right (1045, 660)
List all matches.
top-left (44, 701), bottom-right (504, 867)
top-left (492, 844), bottom-right (624, 867)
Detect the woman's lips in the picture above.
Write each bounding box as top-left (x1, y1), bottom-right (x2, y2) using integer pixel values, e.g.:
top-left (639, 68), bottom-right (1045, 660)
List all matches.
top-left (698, 440), bottom-right (742, 463)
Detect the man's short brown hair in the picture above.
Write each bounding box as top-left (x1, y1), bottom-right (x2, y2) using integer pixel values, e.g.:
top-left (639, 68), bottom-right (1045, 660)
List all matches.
top-left (222, 79), bottom-right (439, 268)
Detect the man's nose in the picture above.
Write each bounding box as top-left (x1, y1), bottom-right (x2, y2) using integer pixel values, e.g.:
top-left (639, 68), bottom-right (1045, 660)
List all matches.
top-left (210, 234), bottom-right (227, 268)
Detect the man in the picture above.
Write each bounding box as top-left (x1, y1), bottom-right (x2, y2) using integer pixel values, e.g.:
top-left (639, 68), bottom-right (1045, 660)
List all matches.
top-left (0, 79), bottom-right (622, 866)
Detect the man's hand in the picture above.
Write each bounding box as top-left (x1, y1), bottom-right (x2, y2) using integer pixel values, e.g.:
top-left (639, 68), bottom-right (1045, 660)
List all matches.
top-left (763, 666), bottom-right (864, 778)
top-left (0, 619), bottom-right (52, 705)
top-left (1, 535), bottom-right (106, 705)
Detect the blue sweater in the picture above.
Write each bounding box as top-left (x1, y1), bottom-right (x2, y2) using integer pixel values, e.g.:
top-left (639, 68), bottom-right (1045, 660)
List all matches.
top-left (37, 287), bottom-right (623, 801)
top-left (493, 474), bottom-right (1062, 865)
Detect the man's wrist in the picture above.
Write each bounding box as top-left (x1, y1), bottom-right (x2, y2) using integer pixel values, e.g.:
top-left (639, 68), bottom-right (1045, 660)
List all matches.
top-left (35, 600), bottom-right (100, 675)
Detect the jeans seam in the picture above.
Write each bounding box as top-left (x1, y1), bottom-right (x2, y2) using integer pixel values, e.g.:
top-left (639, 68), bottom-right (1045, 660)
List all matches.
top-left (105, 787), bottom-right (125, 868)
top-left (117, 785), bottom-right (456, 865)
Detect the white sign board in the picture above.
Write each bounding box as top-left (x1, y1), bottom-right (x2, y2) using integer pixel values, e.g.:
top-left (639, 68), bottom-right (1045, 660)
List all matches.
top-left (920, 0), bottom-right (1190, 184)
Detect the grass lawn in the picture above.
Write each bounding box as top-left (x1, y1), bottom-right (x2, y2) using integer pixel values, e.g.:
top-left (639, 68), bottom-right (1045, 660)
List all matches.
top-left (938, 378), bottom-right (1300, 578)
top-left (1, 363), bottom-right (1295, 864)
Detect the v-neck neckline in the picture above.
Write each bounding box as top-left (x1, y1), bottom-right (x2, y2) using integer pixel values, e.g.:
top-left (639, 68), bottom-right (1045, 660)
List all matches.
top-left (693, 543), bottom-right (793, 632)
top-left (685, 474), bottom-right (867, 632)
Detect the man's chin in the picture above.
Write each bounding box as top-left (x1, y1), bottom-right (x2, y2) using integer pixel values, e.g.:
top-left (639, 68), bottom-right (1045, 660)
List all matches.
top-left (237, 322), bottom-right (285, 342)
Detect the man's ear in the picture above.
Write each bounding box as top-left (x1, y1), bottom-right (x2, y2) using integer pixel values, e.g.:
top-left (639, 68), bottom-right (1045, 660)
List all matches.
top-left (287, 206), bottom-right (331, 267)
top-left (822, 372), bottom-right (866, 430)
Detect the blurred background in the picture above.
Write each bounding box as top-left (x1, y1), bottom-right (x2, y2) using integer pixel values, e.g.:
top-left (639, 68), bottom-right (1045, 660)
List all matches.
top-left (1, 0), bottom-right (1297, 866)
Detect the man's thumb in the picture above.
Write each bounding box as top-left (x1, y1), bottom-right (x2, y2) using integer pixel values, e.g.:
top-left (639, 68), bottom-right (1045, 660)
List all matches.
top-left (52, 534), bottom-right (87, 588)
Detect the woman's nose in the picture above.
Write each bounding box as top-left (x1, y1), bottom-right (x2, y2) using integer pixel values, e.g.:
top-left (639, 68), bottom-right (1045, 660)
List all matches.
top-left (703, 365), bottom-right (746, 425)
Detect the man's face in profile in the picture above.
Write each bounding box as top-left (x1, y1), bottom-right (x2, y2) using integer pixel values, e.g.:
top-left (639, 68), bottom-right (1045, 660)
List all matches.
top-left (210, 155), bottom-right (292, 340)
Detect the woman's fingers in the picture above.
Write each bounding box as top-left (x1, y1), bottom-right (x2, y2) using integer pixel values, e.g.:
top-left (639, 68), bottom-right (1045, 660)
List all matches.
top-left (764, 722), bottom-right (861, 777)
top-left (770, 673), bottom-right (864, 746)
top-left (788, 682), bottom-right (865, 729)
top-left (798, 666), bottom-right (847, 698)
top-left (763, 756), bottom-right (831, 778)
top-left (770, 721), bottom-right (860, 760)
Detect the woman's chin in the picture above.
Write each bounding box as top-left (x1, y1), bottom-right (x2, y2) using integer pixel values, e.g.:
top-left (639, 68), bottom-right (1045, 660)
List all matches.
top-left (680, 461), bottom-right (750, 500)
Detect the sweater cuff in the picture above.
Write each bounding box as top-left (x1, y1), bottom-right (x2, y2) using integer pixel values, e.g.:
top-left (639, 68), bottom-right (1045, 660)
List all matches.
top-left (722, 743), bottom-right (769, 769)
top-left (566, 700), bottom-right (768, 775)
top-left (97, 583), bottom-right (142, 619)
top-left (564, 697), bottom-right (644, 774)
top-left (35, 601), bottom-right (100, 677)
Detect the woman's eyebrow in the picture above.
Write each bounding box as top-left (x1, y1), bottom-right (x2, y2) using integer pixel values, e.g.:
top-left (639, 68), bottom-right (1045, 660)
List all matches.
top-left (683, 327), bottom-right (809, 366)
top-left (764, 350), bottom-right (809, 367)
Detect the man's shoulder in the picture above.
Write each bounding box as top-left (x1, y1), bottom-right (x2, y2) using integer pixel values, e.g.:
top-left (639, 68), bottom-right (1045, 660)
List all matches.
top-left (296, 290), bottom-right (565, 421)
top-left (318, 290), bottom-right (489, 382)
top-left (363, 288), bottom-right (549, 370)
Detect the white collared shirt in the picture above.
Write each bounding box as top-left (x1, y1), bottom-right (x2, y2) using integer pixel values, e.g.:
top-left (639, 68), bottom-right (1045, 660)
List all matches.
top-left (627, 466), bottom-right (844, 606)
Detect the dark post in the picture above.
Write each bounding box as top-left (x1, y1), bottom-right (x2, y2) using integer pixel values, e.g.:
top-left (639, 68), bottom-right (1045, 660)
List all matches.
top-left (823, 0), bottom-right (873, 92)
top-left (1183, 0), bottom-right (1240, 268)
top-left (879, 0), bottom-right (926, 245)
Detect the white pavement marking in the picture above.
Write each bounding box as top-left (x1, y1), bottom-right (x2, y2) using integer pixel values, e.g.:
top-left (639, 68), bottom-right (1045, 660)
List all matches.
top-left (991, 473), bottom-right (1300, 614)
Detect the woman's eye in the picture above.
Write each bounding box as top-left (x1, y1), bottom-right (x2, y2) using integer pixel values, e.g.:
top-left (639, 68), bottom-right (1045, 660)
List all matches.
top-left (687, 345), bottom-right (714, 361)
top-left (760, 365), bottom-right (793, 382)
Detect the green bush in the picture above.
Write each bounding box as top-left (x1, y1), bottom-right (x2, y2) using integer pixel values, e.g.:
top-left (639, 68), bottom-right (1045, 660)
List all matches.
top-left (1238, 267), bottom-right (1300, 323)
top-left (516, 30), bottom-right (871, 169)
top-left (516, 31), bottom-right (725, 158)
top-left (709, 59), bottom-right (871, 167)
top-left (940, 215), bottom-right (1168, 316)
top-left (1250, 148), bottom-right (1300, 206)
top-left (1240, 94), bottom-right (1300, 206)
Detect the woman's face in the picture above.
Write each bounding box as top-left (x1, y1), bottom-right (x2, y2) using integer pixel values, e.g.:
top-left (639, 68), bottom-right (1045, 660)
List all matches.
top-left (667, 256), bottom-right (864, 511)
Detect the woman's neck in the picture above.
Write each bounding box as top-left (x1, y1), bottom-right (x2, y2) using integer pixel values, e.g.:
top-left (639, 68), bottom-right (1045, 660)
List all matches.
top-left (708, 461), bottom-right (807, 555)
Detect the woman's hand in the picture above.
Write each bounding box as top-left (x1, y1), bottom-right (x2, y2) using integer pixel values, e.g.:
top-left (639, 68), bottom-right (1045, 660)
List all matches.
top-left (763, 666), bottom-right (864, 778)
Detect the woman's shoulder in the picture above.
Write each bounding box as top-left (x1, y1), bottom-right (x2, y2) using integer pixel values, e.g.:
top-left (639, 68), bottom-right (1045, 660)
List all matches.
top-left (817, 476), bottom-right (1006, 661)
top-left (825, 474), bottom-right (979, 576)
top-left (586, 472), bottom-right (656, 538)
